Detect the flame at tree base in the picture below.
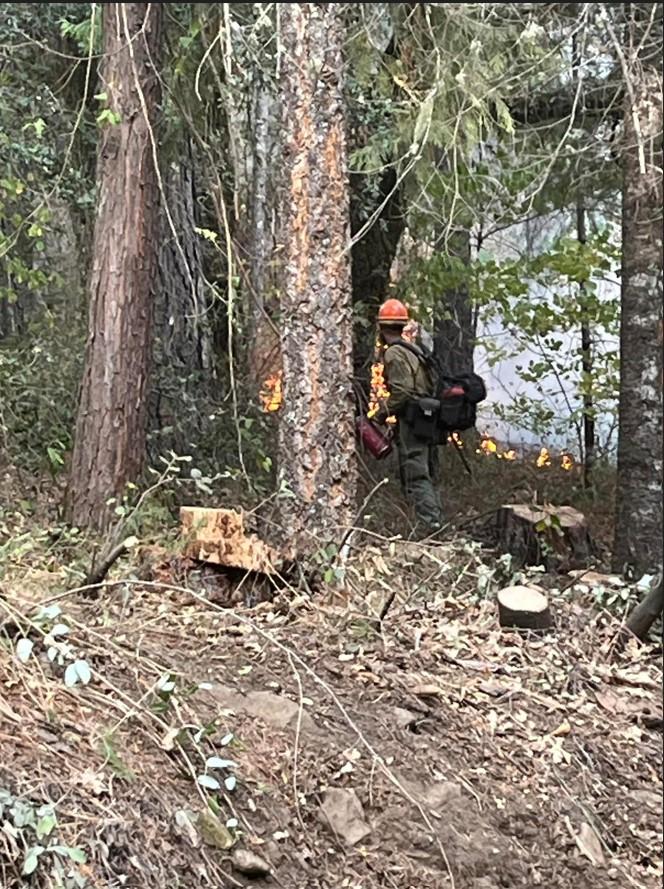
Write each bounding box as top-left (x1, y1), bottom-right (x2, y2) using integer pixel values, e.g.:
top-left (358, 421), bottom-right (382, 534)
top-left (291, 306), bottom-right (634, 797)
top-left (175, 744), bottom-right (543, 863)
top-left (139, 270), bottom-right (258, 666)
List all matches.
top-left (260, 372), bottom-right (283, 413)
top-left (259, 368), bottom-right (575, 474)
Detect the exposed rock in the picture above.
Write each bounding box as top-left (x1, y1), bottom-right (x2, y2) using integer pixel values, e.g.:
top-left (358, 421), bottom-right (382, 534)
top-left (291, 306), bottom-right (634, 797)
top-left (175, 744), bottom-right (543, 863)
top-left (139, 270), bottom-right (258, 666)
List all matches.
top-left (423, 781), bottom-right (464, 812)
top-left (231, 848), bottom-right (271, 878)
top-left (391, 707), bottom-right (420, 729)
top-left (173, 809), bottom-right (200, 848)
top-left (398, 775), bottom-right (464, 813)
top-left (197, 811), bottom-right (234, 850)
top-left (319, 788), bottom-right (371, 846)
top-left (244, 690), bottom-right (316, 733)
top-left (197, 685), bottom-right (316, 733)
top-left (567, 569), bottom-right (624, 588)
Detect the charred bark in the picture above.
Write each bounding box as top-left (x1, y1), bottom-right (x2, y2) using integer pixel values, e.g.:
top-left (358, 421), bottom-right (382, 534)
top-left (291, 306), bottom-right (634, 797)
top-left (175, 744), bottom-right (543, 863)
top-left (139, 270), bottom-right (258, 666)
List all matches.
top-left (613, 10), bottom-right (663, 577)
top-left (149, 139), bottom-right (213, 459)
top-left (67, 3), bottom-right (162, 531)
top-left (277, 3), bottom-right (357, 552)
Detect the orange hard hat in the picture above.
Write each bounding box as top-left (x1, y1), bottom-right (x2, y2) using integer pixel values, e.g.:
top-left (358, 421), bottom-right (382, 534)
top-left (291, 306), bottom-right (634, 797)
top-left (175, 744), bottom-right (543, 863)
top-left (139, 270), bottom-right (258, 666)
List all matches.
top-left (378, 298), bottom-right (409, 324)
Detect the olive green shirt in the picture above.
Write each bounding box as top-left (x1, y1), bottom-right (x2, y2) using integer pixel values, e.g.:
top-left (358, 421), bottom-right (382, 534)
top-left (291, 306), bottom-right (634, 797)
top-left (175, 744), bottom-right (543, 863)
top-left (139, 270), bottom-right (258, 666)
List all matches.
top-left (384, 343), bottom-right (433, 416)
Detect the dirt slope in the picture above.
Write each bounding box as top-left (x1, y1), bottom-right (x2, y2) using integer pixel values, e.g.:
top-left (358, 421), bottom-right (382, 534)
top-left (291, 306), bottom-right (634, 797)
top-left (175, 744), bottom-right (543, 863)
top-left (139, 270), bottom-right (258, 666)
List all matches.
top-left (0, 538), bottom-right (661, 889)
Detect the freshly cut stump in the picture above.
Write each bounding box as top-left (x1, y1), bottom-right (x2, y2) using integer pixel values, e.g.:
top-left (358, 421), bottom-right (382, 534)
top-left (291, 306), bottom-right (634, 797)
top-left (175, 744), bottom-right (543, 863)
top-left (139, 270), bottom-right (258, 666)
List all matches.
top-left (180, 507), bottom-right (282, 574)
top-left (497, 584), bottom-right (553, 632)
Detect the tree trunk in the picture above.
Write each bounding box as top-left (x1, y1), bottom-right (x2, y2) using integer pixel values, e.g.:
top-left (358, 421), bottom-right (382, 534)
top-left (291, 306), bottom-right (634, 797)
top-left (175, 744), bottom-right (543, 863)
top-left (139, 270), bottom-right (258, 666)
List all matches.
top-left (149, 138), bottom-right (214, 460)
top-left (277, 3), bottom-right (357, 553)
top-left (434, 228), bottom-right (475, 376)
top-left (350, 168), bottom-right (406, 381)
top-left (246, 69), bottom-right (279, 384)
top-left (576, 198), bottom-right (596, 487)
top-left (572, 29), bottom-right (596, 488)
top-left (624, 577), bottom-right (663, 642)
top-left (613, 8), bottom-right (663, 577)
top-left (67, 3), bottom-right (162, 531)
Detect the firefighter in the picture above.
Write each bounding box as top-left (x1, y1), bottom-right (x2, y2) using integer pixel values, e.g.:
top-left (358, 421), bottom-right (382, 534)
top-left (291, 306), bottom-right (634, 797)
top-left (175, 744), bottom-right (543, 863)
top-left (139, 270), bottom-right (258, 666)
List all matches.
top-left (374, 299), bottom-right (443, 538)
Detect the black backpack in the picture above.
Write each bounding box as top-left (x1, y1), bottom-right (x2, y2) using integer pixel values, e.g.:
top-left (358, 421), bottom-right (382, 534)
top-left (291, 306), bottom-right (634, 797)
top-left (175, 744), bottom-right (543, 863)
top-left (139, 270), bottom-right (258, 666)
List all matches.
top-left (392, 339), bottom-right (487, 437)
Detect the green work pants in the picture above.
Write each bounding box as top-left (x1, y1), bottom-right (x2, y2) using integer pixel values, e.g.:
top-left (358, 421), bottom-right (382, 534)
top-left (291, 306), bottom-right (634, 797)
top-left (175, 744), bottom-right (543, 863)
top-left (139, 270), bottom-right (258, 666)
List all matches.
top-left (397, 421), bottom-right (443, 533)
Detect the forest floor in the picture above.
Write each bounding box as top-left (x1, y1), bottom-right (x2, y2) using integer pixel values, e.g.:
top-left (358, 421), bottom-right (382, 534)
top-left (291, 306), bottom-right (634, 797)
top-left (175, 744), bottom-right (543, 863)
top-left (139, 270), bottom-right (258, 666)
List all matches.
top-left (1, 460), bottom-right (662, 889)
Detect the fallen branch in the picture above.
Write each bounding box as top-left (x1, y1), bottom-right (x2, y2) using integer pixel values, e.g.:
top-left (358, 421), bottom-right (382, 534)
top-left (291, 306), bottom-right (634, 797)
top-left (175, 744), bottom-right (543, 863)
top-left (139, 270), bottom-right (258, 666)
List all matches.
top-left (83, 539), bottom-right (132, 594)
top-left (625, 577), bottom-right (663, 641)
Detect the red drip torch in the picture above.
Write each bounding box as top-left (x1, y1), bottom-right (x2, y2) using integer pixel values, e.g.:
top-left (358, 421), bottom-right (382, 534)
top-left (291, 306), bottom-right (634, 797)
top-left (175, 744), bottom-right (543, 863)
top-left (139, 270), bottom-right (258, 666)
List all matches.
top-left (356, 416), bottom-right (393, 460)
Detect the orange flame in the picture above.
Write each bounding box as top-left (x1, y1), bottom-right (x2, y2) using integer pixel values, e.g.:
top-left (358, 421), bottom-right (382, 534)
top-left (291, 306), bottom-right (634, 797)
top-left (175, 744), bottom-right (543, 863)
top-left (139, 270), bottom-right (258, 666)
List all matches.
top-left (476, 435), bottom-right (516, 460)
top-left (473, 436), bottom-right (571, 468)
top-left (367, 344), bottom-right (395, 423)
top-left (536, 447), bottom-right (551, 468)
top-left (260, 372), bottom-right (283, 413)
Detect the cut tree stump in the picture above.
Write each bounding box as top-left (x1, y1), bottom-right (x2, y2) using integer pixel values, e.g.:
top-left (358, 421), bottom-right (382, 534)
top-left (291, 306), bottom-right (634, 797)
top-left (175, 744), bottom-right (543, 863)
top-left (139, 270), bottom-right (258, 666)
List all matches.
top-left (497, 584), bottom-right (553, 632)
top-left (180, 507), bottom-right (282, 574)
top-left (495, 504), bottom-right (594, 570)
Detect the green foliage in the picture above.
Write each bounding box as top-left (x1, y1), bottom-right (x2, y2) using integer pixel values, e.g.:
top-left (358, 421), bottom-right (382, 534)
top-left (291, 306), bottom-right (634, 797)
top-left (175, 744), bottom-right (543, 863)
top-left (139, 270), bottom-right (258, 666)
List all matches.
top-left (0, 787), bottom-right (88, 887)
top-left (59, 6), bottom-right (101, 54)
top-left (0, 322), bottom-right (83, 474)
top-left (404, 224), bottom-right (620, 445)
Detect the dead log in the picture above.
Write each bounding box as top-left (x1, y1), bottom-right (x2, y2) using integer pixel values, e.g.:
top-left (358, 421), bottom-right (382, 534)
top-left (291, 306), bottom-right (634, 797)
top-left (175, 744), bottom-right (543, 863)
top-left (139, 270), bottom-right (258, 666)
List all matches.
top-left (621, 577), bottom-right (663, 644)
top-left (180, 507), bottom-right (283, 574)
top-left (497, 584), bottom-right (553, 632)
top-left (495, 504), bottom-right (594, 570)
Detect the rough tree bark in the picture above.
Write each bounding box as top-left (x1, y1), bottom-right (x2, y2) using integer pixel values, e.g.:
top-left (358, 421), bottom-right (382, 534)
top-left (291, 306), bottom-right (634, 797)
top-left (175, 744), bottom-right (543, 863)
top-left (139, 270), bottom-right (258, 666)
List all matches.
top-left (434, 228), bottom-right (475, 376)
top-left (277, 3), bottom-right (357, 552)
top-left (67, 3), bottom-right (162, 531)
top-left (246, 68), bottom-right (279, 383)
top-left (149, 138), bottom-right (213, 459)
top-left (613, 7), bottom-right (663, 577)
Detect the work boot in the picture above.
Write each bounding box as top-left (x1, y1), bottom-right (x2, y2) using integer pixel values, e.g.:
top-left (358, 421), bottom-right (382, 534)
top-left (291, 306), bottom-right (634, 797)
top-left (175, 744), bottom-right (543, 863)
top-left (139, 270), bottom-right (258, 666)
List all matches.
top-left (410, 521), bottom-right (443, 542)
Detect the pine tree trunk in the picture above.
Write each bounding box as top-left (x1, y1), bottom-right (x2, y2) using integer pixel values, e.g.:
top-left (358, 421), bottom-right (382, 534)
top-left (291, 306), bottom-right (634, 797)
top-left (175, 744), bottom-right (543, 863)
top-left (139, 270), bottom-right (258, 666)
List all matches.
top-left (149, 138), bottom-right (213, 459)
top-left (277, 3), bottom-right (357, 553)
top-left (67, 3), bottom-right (162, 531)
top-left (613, 9), bottom-right (663, 577)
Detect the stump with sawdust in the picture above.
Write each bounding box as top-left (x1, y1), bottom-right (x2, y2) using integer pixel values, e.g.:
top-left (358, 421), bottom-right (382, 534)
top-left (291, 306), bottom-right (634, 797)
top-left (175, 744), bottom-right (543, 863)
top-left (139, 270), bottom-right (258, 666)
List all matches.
top-left (180, 507), bottom-right (283, 574)
top-left (495, 504), bottom-right (594, 571)
top-left (497, 584), bottom-right (553, 632)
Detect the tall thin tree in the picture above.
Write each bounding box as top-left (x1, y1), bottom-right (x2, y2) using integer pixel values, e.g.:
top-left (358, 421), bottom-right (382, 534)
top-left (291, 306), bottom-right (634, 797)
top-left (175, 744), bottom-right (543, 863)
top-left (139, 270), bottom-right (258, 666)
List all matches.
top-left (613, 3), bottom-right (663, 578)
top-left (68, 4), bottom-right (163, 530)
top-left (277, 3), bottom-right (357, 552)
